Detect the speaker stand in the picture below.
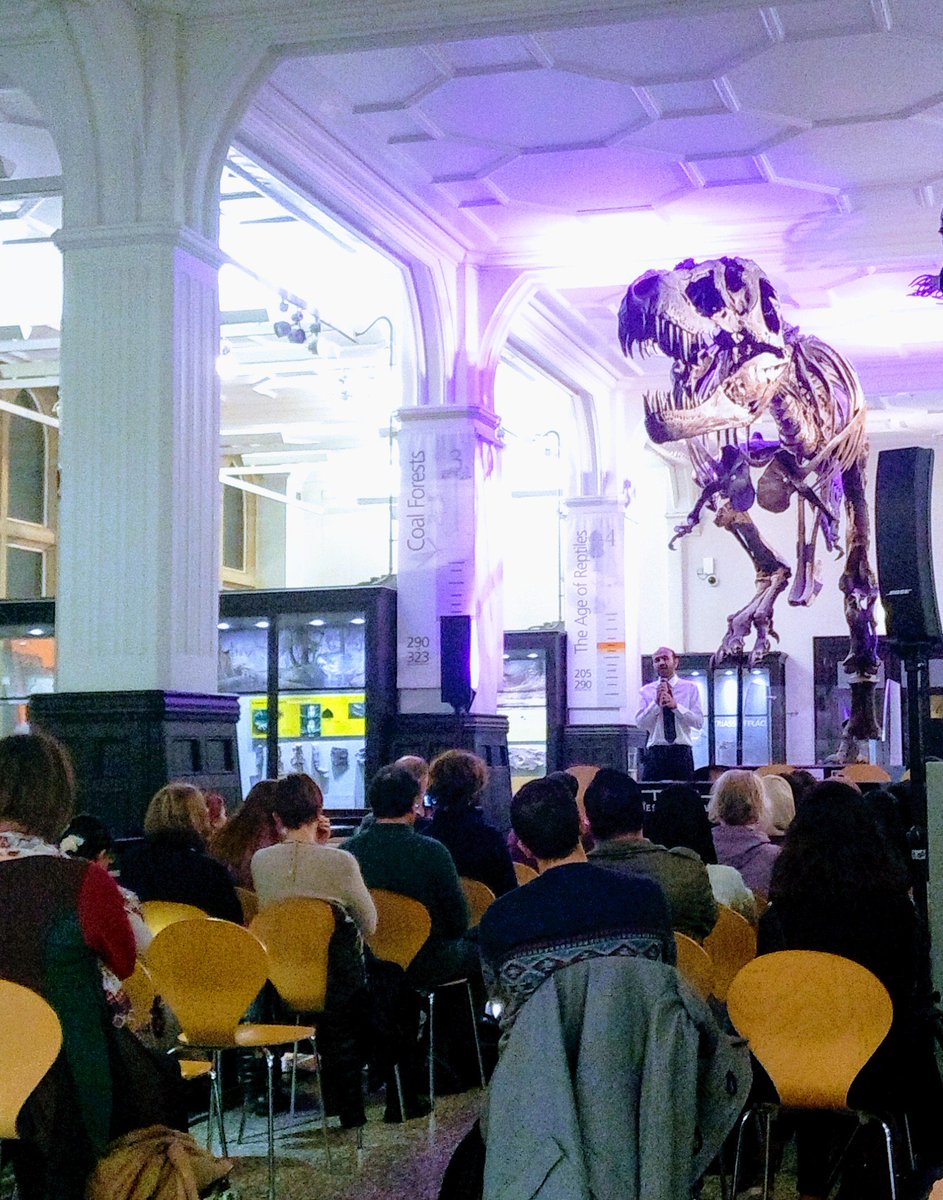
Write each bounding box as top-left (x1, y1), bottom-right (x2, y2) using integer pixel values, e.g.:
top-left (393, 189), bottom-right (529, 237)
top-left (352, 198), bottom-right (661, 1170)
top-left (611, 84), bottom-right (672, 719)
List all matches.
top-left (900, 644), bottom-right (932, 928)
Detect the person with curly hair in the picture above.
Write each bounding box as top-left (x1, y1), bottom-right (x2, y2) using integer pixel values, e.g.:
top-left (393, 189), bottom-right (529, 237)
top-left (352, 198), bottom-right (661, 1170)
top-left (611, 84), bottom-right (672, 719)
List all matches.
top-left (425, 749), bottom-right (517, 897)
top-left (759, 781), bottom-right (943, 1198)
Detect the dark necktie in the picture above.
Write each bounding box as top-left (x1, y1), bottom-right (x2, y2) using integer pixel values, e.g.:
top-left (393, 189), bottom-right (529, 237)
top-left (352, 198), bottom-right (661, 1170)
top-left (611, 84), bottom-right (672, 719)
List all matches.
top-left (663, 704), bottom-right (677, 743)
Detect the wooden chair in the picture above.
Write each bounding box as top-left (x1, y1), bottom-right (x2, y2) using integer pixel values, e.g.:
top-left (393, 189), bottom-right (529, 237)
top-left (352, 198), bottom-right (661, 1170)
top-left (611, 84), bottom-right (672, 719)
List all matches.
top-left (703, 903), bottom-right (757, 1002)
top-left (834, 763), bottom-right (891, 785)
top-left (727, 951), bottom-right (898, 1199)
top-left (235, 886), bottom-right (260, 924)
top-left (460, 877), bottom-right (496, 927)
top-left (755, 763), bottom-right (794, 777)
top-left (674, 932), bottom-right (715, 1001)
top-left (122, 959), bottom-right (220, 1143)
top-left (249, 897), bottom-right (334, 1143)
top-left (140, 899), bottom-right (209, 937)
top-left (148, 917), bottom-right (317, 1200)
top-left (0, 981), bottom-right (62, 1140)
top-left (513, 862), bottom-right (538, 886)
top-left (367, 888), bottom-right (485, 1115)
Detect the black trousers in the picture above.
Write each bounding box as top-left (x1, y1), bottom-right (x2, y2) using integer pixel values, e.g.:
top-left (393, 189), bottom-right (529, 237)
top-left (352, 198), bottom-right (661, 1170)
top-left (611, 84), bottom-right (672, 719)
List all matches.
top-left (640, 743), bottom-right (694, 782)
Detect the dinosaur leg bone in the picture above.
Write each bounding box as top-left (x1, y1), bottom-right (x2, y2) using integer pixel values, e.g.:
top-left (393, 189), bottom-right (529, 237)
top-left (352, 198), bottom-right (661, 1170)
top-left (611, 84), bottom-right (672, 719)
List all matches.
top-left (710, 504), bottom-right (792, 667)
top-left (839, 461), bottom-right (880, 740)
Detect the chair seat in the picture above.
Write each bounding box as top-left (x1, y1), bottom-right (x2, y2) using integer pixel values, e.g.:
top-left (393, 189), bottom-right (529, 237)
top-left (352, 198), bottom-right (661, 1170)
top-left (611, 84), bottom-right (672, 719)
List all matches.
top-left (178, 1060), bottom-right (214, 1081)
top-left (180, 1022), bottom-right (316, 1049)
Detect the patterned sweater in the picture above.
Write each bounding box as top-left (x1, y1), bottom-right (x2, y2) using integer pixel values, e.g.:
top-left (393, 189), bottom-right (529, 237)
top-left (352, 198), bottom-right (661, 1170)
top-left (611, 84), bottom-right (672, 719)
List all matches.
top-left (478, 861), bottom-right (675, 1032)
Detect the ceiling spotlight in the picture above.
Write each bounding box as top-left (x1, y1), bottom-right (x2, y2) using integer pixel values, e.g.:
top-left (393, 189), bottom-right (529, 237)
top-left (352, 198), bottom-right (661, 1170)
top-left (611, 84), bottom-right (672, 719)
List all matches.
top-left (217, 621), bottom-right (230, 631)
top-left (350, 617), bottom-right (365, 625)
top-left (28, 627), bottom-right (45, 637)
top-left (254, 619), bottom-right (270, 629)
top-left (309, 618), bottom-right (325, 626)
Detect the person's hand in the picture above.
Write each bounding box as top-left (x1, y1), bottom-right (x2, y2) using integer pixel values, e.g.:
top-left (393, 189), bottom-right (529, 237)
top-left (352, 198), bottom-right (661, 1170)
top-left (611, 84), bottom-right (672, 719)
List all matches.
top-left (315, 813), bottom-right (332, 844)
top-left (657, 681), bottom-right (677, 708)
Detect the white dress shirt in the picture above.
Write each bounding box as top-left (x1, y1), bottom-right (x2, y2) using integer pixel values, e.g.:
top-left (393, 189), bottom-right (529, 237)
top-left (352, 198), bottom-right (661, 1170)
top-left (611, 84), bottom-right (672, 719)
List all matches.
top-left (635, 674), bottom-right (704, 747)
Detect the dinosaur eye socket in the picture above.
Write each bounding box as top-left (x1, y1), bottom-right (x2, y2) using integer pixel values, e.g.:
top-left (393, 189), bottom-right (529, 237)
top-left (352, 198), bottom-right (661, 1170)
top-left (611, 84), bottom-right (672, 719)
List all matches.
top-left (632, 272), bottom-right (660, 297)
top-left (724, 259), bottom-right (746, 293)
top-left (759, 278), bottom-right (781, 333)
top-left (685, 275), bottom-right (725, 316)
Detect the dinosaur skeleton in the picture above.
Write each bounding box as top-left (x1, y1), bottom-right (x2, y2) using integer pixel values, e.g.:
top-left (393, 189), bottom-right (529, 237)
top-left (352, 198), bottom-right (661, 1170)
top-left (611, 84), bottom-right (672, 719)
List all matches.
top-left (619, 256), bottom-right (881, 756)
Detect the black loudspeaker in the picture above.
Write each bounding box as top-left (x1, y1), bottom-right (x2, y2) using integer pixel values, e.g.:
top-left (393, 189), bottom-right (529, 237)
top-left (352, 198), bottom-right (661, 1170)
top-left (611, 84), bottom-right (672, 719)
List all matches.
top-left (440, 615), bottom-right (475, 712)
top-left (876, 447), bottom-right (942, 644)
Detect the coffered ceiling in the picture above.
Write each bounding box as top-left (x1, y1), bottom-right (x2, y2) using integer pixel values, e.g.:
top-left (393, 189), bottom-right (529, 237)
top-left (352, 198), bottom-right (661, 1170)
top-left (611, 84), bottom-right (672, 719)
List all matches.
top-left (263, 0), bottom-right (943, 422)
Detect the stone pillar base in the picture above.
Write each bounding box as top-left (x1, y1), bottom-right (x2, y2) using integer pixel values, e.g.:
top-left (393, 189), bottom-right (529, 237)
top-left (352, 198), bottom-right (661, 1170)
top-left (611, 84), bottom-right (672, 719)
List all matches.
top-left (561, 724), bottom-right (649, 777)
top-left (30, 691), bottom-right (242, 838)
top-left (387, 712), bottom-right (512, 832)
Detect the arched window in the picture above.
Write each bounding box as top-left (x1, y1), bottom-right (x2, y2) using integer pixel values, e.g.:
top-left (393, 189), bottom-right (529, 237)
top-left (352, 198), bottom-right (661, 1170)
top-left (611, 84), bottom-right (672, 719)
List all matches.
top-left (0, 390), bottom-right (56, 598)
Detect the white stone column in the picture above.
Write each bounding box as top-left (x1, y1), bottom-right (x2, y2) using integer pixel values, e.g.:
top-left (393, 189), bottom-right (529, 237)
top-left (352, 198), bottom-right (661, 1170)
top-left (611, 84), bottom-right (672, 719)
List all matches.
top-left (396, 406), bottom-right (504, 715)
top-left (563, 496), bottom-right (634, 725)
top-left (54, 223), bottom-right (221, 693)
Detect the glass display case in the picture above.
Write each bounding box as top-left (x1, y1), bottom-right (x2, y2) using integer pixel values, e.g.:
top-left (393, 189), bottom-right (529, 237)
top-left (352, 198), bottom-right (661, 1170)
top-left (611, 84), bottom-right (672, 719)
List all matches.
top-left (497, 630), bottom-right (566, 792)
top-left (219, 587), bottom-right (395, 806)
top-left (0, 588), bottom-right (396, 811)
top-left (0, 607), bottom-right (55, 739)
top-left (641, 652), bottom-right (786, 767)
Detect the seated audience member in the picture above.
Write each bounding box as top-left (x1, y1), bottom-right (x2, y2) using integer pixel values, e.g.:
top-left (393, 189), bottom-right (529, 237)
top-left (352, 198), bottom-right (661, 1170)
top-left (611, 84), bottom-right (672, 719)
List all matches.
top-left (785, 768), bottom-right (817, 815)
top-left (204, 790), bottom-right (228, 835)
top-left (507, 770), bottom-right (578, 869)
top-left (709, 769), bottom-right (780, 896)
top-left (759, 781), bottom-right (943, 1196)
top-left (251, 773), bottom-right (376, 935)
top-left (585, 768), bottom-right (717, 941)
top-left (646, 783), bottom-right (756, 921)
top-left (0, 733), bottom-right (179, 1200)
top-left (358, 755), bottom-right (432, 833)
top-left (119, 783), bottom-right (243, 923)
top-left (426, 749), bottom-right (517, 897)
top-left (252, 773), bottom-right (376, 1129)
top-left (478, 775), bottom-right (675, 1033)
top-left (759, 773), bottom-right (795, 844)
top-left (344, 765), bottom-right (477, 989)
top-left (209, 779), bottom-right (280, 889)
top-left (61, 812), bottom-right (151, 958)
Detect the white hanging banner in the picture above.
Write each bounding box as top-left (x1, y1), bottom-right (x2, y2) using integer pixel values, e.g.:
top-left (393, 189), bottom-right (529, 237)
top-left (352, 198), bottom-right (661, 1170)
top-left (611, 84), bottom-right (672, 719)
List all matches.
top-left (396, 410), bottom-right (502, 705)
top-left (564, 501), bottom-right (628, 710)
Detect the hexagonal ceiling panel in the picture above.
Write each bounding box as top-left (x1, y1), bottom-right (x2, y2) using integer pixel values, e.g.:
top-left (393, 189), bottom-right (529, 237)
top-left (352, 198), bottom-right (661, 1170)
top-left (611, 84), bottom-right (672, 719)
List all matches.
top-left (418, 69), bottom-right (649, 148)
top-left (725, 33), bottom-right (943, 123)
top-left (534, 12), bottom-right (773, 82)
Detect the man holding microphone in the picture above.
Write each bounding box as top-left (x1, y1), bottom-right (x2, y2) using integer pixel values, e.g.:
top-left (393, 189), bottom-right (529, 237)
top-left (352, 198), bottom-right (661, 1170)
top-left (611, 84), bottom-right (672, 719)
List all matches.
top-left (635, 647), bottom-right (704, 781)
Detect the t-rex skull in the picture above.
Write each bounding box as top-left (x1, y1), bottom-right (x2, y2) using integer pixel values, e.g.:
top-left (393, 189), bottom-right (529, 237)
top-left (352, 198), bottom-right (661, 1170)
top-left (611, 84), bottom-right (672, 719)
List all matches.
top-left (619, 256), bottom-right (789, 443)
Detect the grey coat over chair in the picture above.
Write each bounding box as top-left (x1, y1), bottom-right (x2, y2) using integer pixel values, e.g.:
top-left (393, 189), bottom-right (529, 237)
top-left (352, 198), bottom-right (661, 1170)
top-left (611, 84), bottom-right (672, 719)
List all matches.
top-left (482, 955), bottom-right (750, 1200)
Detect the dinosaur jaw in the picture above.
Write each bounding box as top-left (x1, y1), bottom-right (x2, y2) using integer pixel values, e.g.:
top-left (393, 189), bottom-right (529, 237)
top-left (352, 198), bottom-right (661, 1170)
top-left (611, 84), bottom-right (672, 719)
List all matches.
top-left (643, 352), bottom-right (787, 443)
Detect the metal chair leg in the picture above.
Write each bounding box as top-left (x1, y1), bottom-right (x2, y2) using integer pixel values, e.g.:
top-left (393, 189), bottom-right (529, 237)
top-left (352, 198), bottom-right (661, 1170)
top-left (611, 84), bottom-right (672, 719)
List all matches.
top-left (464, 980), bottom-right (486, 1088)
top-left (879, 1119), bottom-right (897, 1200)
top-left (310, 1033), bottom-right (332, 1169)
top-left (214, 1051), bottom-right (228, 1157)
top-left (729, 1105), bottom-right (754, 1198)
top-left (265, 1049), bottom-right (276, 1200)
top-left (392, 1063), bottom-right (406, 1123)
top-left (427, 991), bottom-right (436, 1114)
top-left (206, 1053), bottom-right (217, 1154)
top-left (761, 1108), bottom-right (772, 1200)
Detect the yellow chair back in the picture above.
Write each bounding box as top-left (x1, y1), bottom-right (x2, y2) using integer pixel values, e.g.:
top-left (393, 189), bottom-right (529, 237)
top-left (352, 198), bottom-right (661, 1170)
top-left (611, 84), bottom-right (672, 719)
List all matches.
top-left (140, 900), bottom-right (209, 936)
top-left (513, 862), bottom-right (538, 886)
top-left (727, 951), bottom-right (892, 1109)
top-left (147, 917), bottom-right (269, 1044)
top-left (755, 764), bottom-right (794, 777)
top-left (703, 903), bottom-right (757, 1001)
top-left (833, 763), bottom-right (891, 785)
top-left (235, 887), bottom-right (260, 925)
top-left (366, 889), bottom-right (431, 970)
top-left (674, 932), bottom-right (715, 1000)
top-left (122, 959), bottom-right (158, 1032)
top-left (0, 981), bottom-right (62, 1139)
top-left (250, 897), bottom-right (335, 1013)
top-left (460, 877), bottom-right (496, 927)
